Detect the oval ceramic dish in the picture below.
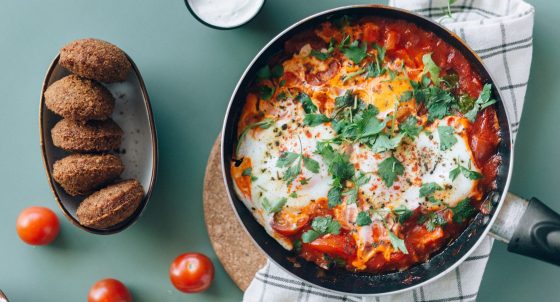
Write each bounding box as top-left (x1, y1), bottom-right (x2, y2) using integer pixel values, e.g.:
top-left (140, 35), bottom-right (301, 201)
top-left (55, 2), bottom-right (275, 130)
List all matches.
top-left (39, 53), bottom-right (158, 235)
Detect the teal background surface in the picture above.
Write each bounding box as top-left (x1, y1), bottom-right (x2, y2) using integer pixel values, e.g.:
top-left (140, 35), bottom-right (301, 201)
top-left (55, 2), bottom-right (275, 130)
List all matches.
top-left (0, 0), bottom-right (558, 301)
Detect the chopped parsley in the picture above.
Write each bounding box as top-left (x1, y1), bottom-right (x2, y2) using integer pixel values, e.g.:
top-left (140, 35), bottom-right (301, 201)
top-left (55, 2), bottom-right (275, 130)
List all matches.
top-left (412, 76), bottom-right (457, 121)
top-left (340, 37), bottom-right (368, 64)
top-left (304, 113), bottom-right (331, 126)
top-left (356, 211), bottom-right (373, 226)
top-left (242, 167), bottom-right (257, 181)
top-left (420, 212), bottom-right (447, 231)
top-left (342, 68), bottom-right (366, 82)
top-left (310, 38), bottom-right (336, 61)
top-left (366, 43), bottom-right (387, 78)
top-left (258, 85), bottom-right (274, 100)
top-left (394, 205), bottom-right (412, 223)
top-left (342, 172), bottom-right (371, 205)
top-left (301, 216), bottom-right (341, 243)
top-left (452, 198), bottom-right (476, 223)
top-left (449, 162), bottom-right (482, 181)
top-left (277, 137), bottom-right (320, 184)
top-left (464, 84), bottom-right (496, 122)
top-left (421, 53), bottom-right (441, 85)
top-left (438, 125), bottom-right (457, 151)
top-left (262, 197), bottom-right (288, 214)
top-left (388, 230), bottom-right (408, 254)
top-left (377, 156), bottom-right (404, 187)
top-left (296, 92), bottom-right (318, 114)
top-left (399, 116), bottom-right (422, 138)
top-left (419, 182), bottom-right (443, 198)
top-left (256, 64), bottom-right (284, 80)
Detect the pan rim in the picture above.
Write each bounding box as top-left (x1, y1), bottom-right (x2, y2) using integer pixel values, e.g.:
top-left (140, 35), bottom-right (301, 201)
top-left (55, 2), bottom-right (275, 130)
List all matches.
top-left (221, 4), bottom-right (514, 296)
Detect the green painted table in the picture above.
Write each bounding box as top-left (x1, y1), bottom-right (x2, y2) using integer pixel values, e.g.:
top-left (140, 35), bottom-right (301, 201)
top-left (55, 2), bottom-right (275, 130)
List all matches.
top-left (0, 0), bottom-right (558, 301)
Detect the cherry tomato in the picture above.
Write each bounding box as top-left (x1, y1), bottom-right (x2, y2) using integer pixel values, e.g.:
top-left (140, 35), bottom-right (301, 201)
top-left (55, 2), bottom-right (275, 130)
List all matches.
top-left (169, 253), bottom-right (214, 293)
top-left (271, 212), bottom-right (309, 236)
top-left (306, 234), bottom-right (356, 257)
top-left (88, 278), bottom-right (132, 302)
top-left (16, 206), bottom-right (60, 245)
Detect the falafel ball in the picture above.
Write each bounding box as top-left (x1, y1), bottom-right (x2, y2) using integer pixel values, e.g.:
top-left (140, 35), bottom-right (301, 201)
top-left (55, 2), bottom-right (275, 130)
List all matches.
top-left (53, 154), bottom-right (124, 196)
top-left (77, 179), bottom-right (144, 229)
top-left (44, 75), bottom-right (114, 121)
top-left (60, 38), bottom-right (131, 83)
top-left (51, 118), bottom-right (123, 152)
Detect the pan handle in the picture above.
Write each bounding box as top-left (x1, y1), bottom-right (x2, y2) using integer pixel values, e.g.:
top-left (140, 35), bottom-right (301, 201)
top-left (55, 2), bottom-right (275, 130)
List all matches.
top-left (491, 193), bottom-right (560, 266)
top-left (508, 197), bottom-right (560, 266)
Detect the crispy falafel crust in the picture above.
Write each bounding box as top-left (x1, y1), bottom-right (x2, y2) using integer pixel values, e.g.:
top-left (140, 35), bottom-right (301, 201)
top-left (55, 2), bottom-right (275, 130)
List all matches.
top-left (53, 154), bottom-right (124, 196)
top-left (44, 75), bottom-right (115, 121)
top-left (60, 38), bottom-right (131, 83)
top-left (77, 179), bottom-right (144, 229)
top-left (51, 119), bottom-right (123, 152)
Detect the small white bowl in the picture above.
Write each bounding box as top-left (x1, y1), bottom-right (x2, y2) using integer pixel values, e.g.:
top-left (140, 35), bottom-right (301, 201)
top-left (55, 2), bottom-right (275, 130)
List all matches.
top-left (184, 0), bottom-right (266, 29)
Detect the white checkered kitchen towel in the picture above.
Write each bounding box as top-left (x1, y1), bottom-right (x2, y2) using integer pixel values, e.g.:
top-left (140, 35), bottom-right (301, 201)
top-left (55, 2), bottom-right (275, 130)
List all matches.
top-left (244, 0), bottom-right (535, 301)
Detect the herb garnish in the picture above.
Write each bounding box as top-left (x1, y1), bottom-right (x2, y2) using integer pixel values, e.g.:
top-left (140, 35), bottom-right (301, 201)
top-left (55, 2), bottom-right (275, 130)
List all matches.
top-left (366, 43), bottom-right (387, 78)
top-left (310, 38), bottom-right (336, 61)
top-left (399, 116), bottom-right (423, 138)
top-left (377, 156), bottom-right (404, 187)
top-left (301, 216), bottom-right (341, 243)
top-left (464, 84), bottom-right (496, 122)
top-left (356, 211), bottom-right (373, 226)
top-left (236, 118), bottom-right (275, 156)
top-left (304, 114), bottom-right (331, 127)
top-left (296, 92), bottom-right (318, 114)
top-left (420, 211), bottom-right (447, 231)
top-left (262, 197), bottom-right (288, 214)
top-left (277, 136), bottom-right (320, 184)
top-left (438, 125), bottom-right (457, 151)
top-left (452, 198), bottom-right (476, 223)
top-left (419, 182), bottom-right (443, 198)
top-left (449, 162), bottom-right (482, 181)
top-left (339, 36), bottom-right (368, 64)
top-left (258, 85), bottom-right (274, 100)
top-left (242, 167), bottom-right (258, 181)
top-left (421, 53), bottom-right (440, 85)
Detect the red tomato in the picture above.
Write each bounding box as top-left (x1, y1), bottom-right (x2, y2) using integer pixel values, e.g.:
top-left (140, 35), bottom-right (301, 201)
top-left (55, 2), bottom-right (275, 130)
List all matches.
top-left (169, 253), bottom-right (215, 293)
top-left (88, 279), bottom-right (132, 302)
top-left (16, 206), bottom-right (60, 245)
top-left (306, 234), bottom-right (355, 257)
top-left (271, 212), bottom-right (309, 236)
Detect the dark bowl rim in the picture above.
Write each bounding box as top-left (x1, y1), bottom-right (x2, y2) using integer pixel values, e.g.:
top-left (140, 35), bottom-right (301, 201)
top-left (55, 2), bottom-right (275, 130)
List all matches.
top-left (183, 0), bottom-right (267, 30)
top-left (39, 52), bottom-right (159, 235)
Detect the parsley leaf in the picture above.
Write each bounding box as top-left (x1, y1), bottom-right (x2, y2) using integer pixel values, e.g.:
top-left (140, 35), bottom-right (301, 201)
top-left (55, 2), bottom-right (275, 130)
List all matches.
top-left (304, 113), bottom-right (331, 126)
top-left (236, 118), bottom-right (275, 156)
top-left (400, 116), bottom-right (422, 138)
top-left (412, 78), bottom-right (457, 121)
top-left (356, 211), bottom-right (372, 226)
top-left (258, 85), bottom-right (274, 100)
top-left (370, 133), bottom-right (404, 153)
top-left (388, 231), bottom-right (408, 254)
top-left (340, 39), bottom-right (368, 64)
top-left (419, 182), bottom-right (443, 197)
top-left (422, 53), bottom-right (440, 85)
top-left (242, 167), bottom-right (252, 177)
top-left (452, 198), bottom-right (476, 223)
top-left (394, 205), bottom-right (412, 223)
top-left (262, 197), bottom-right (288, 214)
top-left (449, 163), bottom-right (482, 181)
top-left (310, 39), bottom-right (336, 61)
top-left (438, 125), bottom-right (457, 151)
top-left (464, 84), bottom-right (496, 122)
top-left (327, 186), bottom-right (342, 208)
top-left (366, 43), bottom-right (387, 78)
top-left (276, 152), bottom-right (300, 168)
top-left (302, 216), bottom-right (341, 243)
top-left (422, 212), bottom-right (447, 231)
top-left (303, 156), bottom-right (320, 173)
top-left (271, 64), bottom-right (284, 78)
top-left (343, 172), bottom-right (371, 205)
top-left (377, 156), bottom-right (404, 187)
top-left (342, 68), bottom-right (366, 82)
top-left (297, 92), bottom-right (318, 114)
top-left (256, 66), bottom-right (271, 80)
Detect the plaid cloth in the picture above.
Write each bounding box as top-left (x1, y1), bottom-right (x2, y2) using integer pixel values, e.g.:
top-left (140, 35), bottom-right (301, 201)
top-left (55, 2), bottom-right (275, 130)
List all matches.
top-left (243, 0), bottom-right (534, 301)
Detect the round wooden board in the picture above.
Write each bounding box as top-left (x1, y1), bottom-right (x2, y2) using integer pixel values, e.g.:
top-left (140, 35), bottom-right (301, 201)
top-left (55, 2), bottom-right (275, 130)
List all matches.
top-left (203, 135), bottom-right (267, 291)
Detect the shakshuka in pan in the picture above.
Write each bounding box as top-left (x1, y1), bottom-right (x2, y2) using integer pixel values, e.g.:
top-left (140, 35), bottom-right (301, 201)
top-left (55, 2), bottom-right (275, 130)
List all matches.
top-left (231, 16), bottom-right (501, 273)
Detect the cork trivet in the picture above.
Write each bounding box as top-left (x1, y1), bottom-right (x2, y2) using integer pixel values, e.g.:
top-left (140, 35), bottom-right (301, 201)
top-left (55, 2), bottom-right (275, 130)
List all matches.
top-left (203, 135), bottom-right (267, 291)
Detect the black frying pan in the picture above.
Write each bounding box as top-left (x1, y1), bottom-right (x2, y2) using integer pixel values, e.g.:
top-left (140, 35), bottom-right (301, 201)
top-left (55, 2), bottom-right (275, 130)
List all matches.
top-left (221, 5), bottom-right (560, 295)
